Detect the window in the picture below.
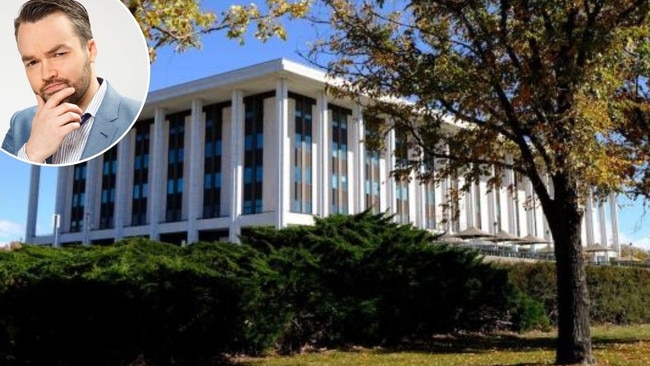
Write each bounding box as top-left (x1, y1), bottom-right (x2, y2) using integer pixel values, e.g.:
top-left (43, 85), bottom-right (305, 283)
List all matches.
top-left (364, 117), bottom-right (382, 213)
top-left (70, 163), bottom-right (87, 232)
top-left (290, 93), bottom-right (314, 214)
top-left (330, 105), bottom-right (351, 214)
top-left (166, 112), bottom-right (189, 222)
top-left (99, 145), bottom-right (118, 229)
top-left (132, 120), bottom-right (151, 226)
top-left (243, 93), bottom-right (272, 214)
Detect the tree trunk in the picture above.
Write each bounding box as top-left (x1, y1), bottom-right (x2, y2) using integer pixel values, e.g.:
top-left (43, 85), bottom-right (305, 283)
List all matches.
top-left (547, 178), bottom-right (596, 365)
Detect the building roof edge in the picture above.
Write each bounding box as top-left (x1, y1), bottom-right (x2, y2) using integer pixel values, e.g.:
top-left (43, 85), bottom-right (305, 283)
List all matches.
top-left (145, 58), bottom-right (328, 105)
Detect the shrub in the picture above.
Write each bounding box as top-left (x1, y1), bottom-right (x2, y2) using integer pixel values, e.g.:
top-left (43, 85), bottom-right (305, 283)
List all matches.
top-left (507, 261), bottom-right (650, 326)
top-left (241, 210), bottom-right (516, 351)
top-left (510, 291), bottom-right (551, 332)
top-left (4, 217), bottom-right (649, 364)
top-left (0, 239), bottom-right (246, 365)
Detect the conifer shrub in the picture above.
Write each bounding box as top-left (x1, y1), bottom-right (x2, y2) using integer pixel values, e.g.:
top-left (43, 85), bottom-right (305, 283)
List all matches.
top-left (3, 216), bottom-right (648, 363)
top-left (0, 239), bottom-right (246, 365)
top-left (241, 210), bottom-right (515, 351)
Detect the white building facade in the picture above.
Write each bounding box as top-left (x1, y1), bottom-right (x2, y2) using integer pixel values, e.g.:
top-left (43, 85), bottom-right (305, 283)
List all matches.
top-left (24, 59), bottom-right (620, 251)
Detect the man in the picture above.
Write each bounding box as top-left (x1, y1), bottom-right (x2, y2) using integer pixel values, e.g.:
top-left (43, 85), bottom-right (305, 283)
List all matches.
top-left (2, 0), bottom-right (140, 165)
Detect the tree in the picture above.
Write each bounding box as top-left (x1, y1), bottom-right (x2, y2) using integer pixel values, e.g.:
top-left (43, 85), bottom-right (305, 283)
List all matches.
top-left (309, 0), bottom-right (649, 364)
top-left (122, 0), bottom-right (311, 61)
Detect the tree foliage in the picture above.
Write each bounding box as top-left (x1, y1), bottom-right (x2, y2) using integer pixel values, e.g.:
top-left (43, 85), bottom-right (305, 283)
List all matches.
top-left (123, 0), bottom-right (311, 61)
top-left (309, 1), bottom-right (649, 364)
top-left (313, 0), bottom-right (648, 201)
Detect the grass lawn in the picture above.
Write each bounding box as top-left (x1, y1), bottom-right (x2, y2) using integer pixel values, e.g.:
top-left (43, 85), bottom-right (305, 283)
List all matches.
top-left (234, 324), bottom-right (650, 366)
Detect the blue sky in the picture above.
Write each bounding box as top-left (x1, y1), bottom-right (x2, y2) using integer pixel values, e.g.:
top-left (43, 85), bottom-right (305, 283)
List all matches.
top-left (0, 2), bottom-right (648, 249)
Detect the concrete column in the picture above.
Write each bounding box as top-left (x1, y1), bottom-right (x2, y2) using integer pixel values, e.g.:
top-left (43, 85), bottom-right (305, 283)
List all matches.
top-left (497, 169), bottom-right (506, 234)
top-left (609, 193), bottom-right (620, 253)
top-left (114, 131), bottom-right (133, 240)
top-left (25, 165), bottom-right (40, 243)
top-left (148, 107), bottom-right (166, 240)
top-left (187, 98), bottom-right (204, 243)
top-left (542, 173), bottom-right (552, 241)
top-left (352, 105), bottom-right (364, 214)
top-left (465, 179), bottom-right (474, 228)
top-left (229, 90), bottom-right (244, 243)
top-left (598, 199), bottom-right (607, 246)
top-left (378, 135), bottom-right (388, 213)
top-left (505, 155), bottom-right (517, 235)
top-left (487, 170), bottom-right (497, 234)
top-left (54, 166), bottom-right (69, 244)
top-left (58, 167), bottom-right (74, 234)
top-left (316, 91), bottom-right (329, 217)
top-left (585, 189), bottom-right (595, 245)
top-left (440, 145), bottom-right (451, 232)
top-left (440, 172), bottom-right (449, 232)
top-left (408, 169), bottom-right (418, 226)
top-left (84, 156), bottom-right (102, 244)
top-left (386, 128), bottom-right (396, 218)
top-left (524, 178), bottom-right (535, 236)
top-left (276, 78), bottom-right (290, 228)
top-left (417, 155), bottom-right (427, 229)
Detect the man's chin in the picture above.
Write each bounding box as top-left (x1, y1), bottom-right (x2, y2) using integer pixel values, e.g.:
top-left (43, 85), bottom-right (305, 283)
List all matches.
top-left (41, 93), bottom-right (78, 106)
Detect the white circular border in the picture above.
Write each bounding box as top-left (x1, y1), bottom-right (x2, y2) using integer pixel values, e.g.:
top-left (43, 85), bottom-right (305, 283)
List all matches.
top-left (0, 0), bottom-right (151, 166)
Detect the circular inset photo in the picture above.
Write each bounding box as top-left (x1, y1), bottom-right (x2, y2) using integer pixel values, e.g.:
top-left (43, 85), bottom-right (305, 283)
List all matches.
top-left (0, 0), bottom-right (150, 166)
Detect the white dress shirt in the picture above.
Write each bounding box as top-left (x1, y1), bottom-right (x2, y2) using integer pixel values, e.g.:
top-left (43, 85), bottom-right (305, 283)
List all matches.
top-left (18, 78), bottom-right (108, 164)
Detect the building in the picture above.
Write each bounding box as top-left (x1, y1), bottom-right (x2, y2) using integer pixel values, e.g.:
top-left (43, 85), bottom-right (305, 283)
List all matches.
top-left (24, 59), bottom-right (621, 253)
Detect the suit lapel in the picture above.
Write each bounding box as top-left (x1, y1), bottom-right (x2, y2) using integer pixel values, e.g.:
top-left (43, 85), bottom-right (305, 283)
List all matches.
top-left (81, 83), bottom-right (121, 159)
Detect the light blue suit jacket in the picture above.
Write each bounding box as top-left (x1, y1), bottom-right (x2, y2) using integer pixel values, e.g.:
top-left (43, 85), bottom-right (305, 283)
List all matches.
top-left (2, 81), bottom-right (140, 164)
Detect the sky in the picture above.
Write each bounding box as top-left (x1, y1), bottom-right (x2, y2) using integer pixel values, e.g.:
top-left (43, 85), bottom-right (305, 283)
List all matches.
top-left (0, 1), bottom-right (648, 249)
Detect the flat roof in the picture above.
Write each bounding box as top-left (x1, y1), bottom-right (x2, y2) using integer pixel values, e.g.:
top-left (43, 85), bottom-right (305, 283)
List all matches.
top-left (139, 58), bottom-right (349, 118)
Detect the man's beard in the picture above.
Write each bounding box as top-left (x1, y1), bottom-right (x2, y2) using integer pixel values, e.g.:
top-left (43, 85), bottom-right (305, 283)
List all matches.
top-left (40, 60), bottom-right (92, 105)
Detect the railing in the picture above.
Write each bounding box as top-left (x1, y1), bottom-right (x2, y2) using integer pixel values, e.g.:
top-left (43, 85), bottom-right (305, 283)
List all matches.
top-left (469, 246), bottom-right (650, 268)
top-left (478, 248), bottom-right (548, 260)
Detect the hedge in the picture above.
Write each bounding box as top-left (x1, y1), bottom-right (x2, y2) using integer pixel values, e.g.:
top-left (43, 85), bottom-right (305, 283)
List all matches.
top-left (508, 261), bottom-right (650, 326)
top-left (1, 212), bottom-right (649, 365)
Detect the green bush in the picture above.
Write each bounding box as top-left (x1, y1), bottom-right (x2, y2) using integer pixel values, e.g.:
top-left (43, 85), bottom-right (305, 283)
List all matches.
top-left (507, 261), bottom-right (650, 326)
top-left (3, 216), bottom-right (649, 364)
top-left (587, 265), bottom-right (650, 324)
top-left (0, 239), bottom-right (246, 365)
top-left (241, 211), bottom-right (515, 351)
top-left (510, 291), bottom-right (551, 332)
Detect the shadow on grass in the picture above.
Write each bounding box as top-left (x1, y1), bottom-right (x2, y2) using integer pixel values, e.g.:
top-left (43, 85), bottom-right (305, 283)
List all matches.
top-left (371, 331), bottom-right (646, 355)
top-left (378, 332), bottom-right (557, 355)
top-left (233, 330), bottom-right (650, 366)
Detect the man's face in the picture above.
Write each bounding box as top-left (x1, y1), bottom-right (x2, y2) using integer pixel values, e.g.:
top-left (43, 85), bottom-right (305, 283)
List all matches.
top-left (16, 12), bottom-right (95, 105)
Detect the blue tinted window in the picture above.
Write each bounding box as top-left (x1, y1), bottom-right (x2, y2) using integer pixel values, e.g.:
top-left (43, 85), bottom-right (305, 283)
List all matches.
top-left (244, 167), bottom-right (253, 184)
top-left (215, 173), bottom-right (222, 188)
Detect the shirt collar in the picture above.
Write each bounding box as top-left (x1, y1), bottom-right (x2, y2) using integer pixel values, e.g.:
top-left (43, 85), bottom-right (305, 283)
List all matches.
top-left (83, 77), bottom-right (108, 120)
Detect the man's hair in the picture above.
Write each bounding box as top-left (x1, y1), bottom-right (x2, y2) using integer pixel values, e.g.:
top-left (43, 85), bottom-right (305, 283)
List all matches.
top-left (14, 0), bottom-right (93, 44)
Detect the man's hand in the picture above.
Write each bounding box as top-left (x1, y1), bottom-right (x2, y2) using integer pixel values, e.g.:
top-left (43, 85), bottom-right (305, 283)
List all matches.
top-left (24, 87), bottom-right (83, 163)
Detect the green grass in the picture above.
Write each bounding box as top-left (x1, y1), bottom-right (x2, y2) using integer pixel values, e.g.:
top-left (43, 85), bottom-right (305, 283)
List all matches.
top-left (234, 324), bottom-right (650, 366)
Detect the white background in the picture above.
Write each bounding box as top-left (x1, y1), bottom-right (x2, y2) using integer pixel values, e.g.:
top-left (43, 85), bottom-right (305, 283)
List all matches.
top-left (0, 0), bottom-right (150, 139)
